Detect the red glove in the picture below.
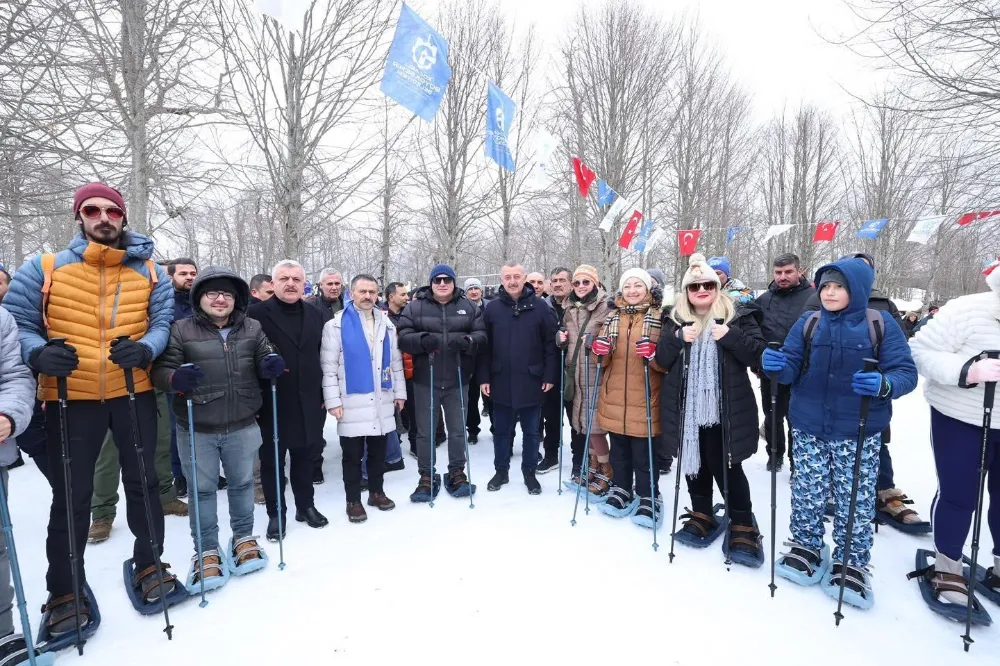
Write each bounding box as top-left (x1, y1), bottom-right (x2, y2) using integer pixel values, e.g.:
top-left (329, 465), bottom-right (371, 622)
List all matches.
top-left (635, 338), bottom-right (655, 359)
top-left (591, 337), bottom-right (612, 356)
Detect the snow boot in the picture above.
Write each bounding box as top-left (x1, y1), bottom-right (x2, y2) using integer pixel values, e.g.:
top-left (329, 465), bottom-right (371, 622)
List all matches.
top-left (409, 473), bottom-right (441, 503)
top-left (367, 492), bottom-right (396, 511)
top-left (124, 559), bottom-right (187, 614)
top-left (87, 517), bottom-right (113, 544)
top-left (444, 470), bottom-right (475, 498)
top-left (185, 549), bottom-right (229, 593)
top-left (162, 498), bottom-right (189, 517)
top-left (487, 469), bottom-right (509, 492)
top-left (726, 513), bottom-right (764, 568)
top-left (631, 496), bottom-right (664, 529)
top-left (586, 460), bottom-right (612, 499)
top-left (346, 502), bottom-right (367, 523)
top-left (876, 488), bottom-right (930, 535)
top-left (908, 549), bottom-right (992, 624)
top-left (599, 486), bottom-right (639, 518)
top-left (821, 561), bottom-right (874, 610)
top-left (675, 502), bottom-right (728, 548)
top-left (36, 583), bottom-right (101, 654)
top-left (776, 542), bottom-right (831, 586)
top-left (523, 470), bottom-right (541, 495)
top-left (228, 537), bottom-right (268, 576)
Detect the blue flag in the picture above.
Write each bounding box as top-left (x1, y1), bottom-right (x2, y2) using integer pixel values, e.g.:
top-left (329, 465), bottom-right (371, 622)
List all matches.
top-left (597, 180), bottom-right (617, 207)
top-left (485, 81), bottom-right (516, 171)
top-left (379, 4), bottom-right (451, 122)
top-left (856, 218), bottom-right (889, 239)
top-left (634, 219), bottom-right (655, 252)
top-left (726, 227), bottom-right (742, 245)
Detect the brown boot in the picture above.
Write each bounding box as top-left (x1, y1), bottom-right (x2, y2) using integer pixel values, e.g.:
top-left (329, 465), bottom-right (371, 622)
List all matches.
top-left (87, 517), bottom-right (113, 544)
top-left (346, 502), bottom-right (368, 523)
top-left (587, 461), bottom-right (613, 497)
top-left (162, 498), bottom-right (189, 517)
top-left (367, 492), bottom-right (396, 511)
top-left (584, 454), bottom-right (599, 487)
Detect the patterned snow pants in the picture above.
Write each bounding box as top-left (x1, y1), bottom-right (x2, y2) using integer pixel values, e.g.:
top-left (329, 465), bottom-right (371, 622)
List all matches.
top-left (790, 429), bottom-right (881, 567)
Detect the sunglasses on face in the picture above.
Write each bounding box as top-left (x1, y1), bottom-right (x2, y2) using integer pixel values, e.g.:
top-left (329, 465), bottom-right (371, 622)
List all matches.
top-left (571, 279), bottom-right (593, 287)
top-left (687, 282), bottom-right (718, 293)
top-left (79, 204), bottom-right (124, 222)
top-left (432, 276), bottom-right (453, 285)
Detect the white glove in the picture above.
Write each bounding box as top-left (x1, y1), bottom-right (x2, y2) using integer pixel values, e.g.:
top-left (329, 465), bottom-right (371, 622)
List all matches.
top-left (967, 358), bottom-right (1000, 384)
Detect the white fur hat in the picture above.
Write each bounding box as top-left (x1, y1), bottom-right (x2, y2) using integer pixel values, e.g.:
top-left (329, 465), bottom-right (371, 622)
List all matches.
top-left (680, 253), bottom-right (721, 290)
top-left (619, 267), bottom-right (652, 292)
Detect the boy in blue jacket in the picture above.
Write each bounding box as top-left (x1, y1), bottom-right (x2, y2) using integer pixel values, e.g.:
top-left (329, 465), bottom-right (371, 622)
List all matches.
top-left (761, 257), bottom-right (917, 609)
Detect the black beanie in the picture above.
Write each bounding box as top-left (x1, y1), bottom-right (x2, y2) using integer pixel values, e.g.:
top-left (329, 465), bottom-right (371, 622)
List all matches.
top-left (818, 269), bottom-right (847, 291)
top-left (198, 277), bottom-right (238, 298)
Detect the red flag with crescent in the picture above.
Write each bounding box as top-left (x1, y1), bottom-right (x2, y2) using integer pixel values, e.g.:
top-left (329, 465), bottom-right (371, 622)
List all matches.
top-left (572, 157), bottom-right (597, 198)
top-left (677, 229), bottom-right (701, 256)
top-left (813, 221), bottom-right (838, 242)
top-left (957, 210), bottom-right (1000, 226)
top-left (618, 210), bottom-right (642, 249)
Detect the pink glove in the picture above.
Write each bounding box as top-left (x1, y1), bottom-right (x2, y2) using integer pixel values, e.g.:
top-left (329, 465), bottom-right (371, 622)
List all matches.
top-left (967, 358), bottom-right (1000, 384)
top-left (591, 338), bottom-right (612, 357)
top-left (635, 338), bottom-right (656, 359)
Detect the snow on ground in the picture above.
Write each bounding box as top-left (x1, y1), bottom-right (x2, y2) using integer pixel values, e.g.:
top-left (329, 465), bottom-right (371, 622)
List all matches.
top-left (5, 380), bottom-right (999, 665)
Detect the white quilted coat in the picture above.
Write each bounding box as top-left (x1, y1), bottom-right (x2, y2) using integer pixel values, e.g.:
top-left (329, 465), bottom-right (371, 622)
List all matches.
top-left (910, 269), bottom-right (1000, 428)
top-left (321, 308), bottom-right (406, 438)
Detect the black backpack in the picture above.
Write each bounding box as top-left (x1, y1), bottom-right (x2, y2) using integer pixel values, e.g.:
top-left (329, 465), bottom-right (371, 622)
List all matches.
top-left (800, 309), bottom-right (884, 375)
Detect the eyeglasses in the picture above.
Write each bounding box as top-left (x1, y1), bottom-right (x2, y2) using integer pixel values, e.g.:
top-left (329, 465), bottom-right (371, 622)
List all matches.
top-left (571, 279), bottom-right (593, 287)
top-left (687, 282), bottom-right (718, 293)
top-left (79, 204), bottom-right (124, 222)
top-left (205, 291), bottom-right (236, 302)
top-left (432, 276), bottom-right (453, 285)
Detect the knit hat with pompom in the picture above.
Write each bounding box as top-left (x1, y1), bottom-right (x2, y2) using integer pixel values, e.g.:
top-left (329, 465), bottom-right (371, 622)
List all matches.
top-left (680, 253), bottom-right (721, 291)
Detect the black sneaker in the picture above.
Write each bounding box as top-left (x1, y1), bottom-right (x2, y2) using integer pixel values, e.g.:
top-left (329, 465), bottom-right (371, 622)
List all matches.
top-left (385, 459), bottom-right (405, 472)
top-left (523, 470), bottom-right (541, 495)
top-left (174, 476), bottom-right (188, 498)
top-left (217, 475), bottom-right (228, 490)
top-left (487, 470), bottom-right (509, 491)
top-left (536, 455), bottom-right (559, 474)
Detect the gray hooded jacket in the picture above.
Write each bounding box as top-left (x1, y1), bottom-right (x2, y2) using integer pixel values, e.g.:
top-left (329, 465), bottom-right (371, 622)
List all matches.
top-left (0, 309), bottom-right (37, 465)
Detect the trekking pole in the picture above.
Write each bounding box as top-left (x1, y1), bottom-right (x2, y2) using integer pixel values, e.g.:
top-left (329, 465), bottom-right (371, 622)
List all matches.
top-left (583, 336), bottom-right (609, 516)
top-left (429, 350), bottom-right (437, 509)
top-left (0, 470), bottom-right (41, 665)
top-left (119, 341), bottom-right (174, 640)
top-left (455, 358), bottom-right (475, 509)
top-left (716, 319), bottom-right (732, 570)
top-left (961, 349), bottom-right (999, 651)
top-left (571, 336), bottom-right (594, 526)
top-left (51, 338), bottom-right (84, 654)
top-left (184, 391), bottom-right (208, 608)
top-left (270, 378), bottom-right (285, 570)
top-left (640, 338), bottom-right (658, 552)
top-left (557, 343), bottom-right (566, 495)
top-left (668, 322), bottom-right (693, 563)
top-left (766, 341), bottom-right (781, 598)
top-left (834, 357), bottom-right (878, 627)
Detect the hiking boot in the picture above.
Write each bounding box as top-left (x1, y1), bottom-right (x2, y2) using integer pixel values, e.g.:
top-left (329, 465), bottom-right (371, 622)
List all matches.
top-left (133, 562), bottom-right (178, 602)
top-left (537, 454), bottom-right (559, 475)
top-left (162, 498), bottom-right (189, 517)
top-left (190, 550), bottom-right (225, 584)
top-left (587, 461), bottom-right (613, 497)
top-left (367, 492), bottom-right (396, 511)
top-left (87, 517), bottom-right (113, 544)
top-left (295, 507), bottom-right (329, 528)
top-left (43, 592), bottom-right (92, 637)
top-left (174, 476), bottom-right (188, 498)
top-left (266, 516), bottom-right (286, 542)
top-left (487, 469), bottom-right (509, 492)
top-left (410, 473), bottom-right (441, 502)
top-left (523, 470), bottom-right (541, 495)
top-left (346, 502), bottom-right (368, 523)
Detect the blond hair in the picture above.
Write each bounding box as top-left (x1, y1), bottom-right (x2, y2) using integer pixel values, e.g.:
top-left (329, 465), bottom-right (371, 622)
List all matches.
top-left (671, 288), bottom-right (736, 336)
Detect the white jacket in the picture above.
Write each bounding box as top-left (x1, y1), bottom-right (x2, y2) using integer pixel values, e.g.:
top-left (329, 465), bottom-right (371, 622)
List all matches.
top-left (910, 269), bottom-right (1000, 427)
top-left (320, 308), bottom-right (406, 438)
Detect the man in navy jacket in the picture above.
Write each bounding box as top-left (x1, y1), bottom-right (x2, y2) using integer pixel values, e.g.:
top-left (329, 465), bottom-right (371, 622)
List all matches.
top-left (479, 263), bottom-right (558, 495)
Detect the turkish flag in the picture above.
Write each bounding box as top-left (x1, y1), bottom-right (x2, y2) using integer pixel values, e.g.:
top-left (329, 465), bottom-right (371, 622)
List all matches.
top-left (957, 210), bottom-right (1000, 226)
top-left (618, 210), bottom-right (642, 249)
top-left (677, 229), bottom-right (701, 256)
top-left (813, 221), bottom-right (839, 242)
top-left (572, 157), bottom-right (597, 198)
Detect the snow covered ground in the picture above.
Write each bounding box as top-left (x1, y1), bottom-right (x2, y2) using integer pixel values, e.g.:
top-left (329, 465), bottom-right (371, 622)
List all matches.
top-left (5, 380), bottom-right (998, 665)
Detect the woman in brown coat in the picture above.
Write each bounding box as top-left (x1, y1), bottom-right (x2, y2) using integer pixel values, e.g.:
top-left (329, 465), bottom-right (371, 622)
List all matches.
top-left (557, 265), bottom-right (612, 493)
top-left (591, 268), bottom-right (666, 526)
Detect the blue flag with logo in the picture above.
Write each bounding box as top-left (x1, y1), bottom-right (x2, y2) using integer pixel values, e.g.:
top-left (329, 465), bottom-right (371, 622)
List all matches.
top-left (597, 180), bottom-right (617, 207)
top-left (856, 218), bottom-right (889, 239)
top-left (726, 227), bottom-right (742, 245)
top-left (485, 81), bottom-right (516, 171)
top-left (633, 219), bottom-right (655, 252)
top-left (379, 4), bottom-right (451, 122)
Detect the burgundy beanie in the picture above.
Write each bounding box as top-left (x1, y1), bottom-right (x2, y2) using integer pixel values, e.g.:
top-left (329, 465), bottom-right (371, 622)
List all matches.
top-left (73, 183), bottom-right (127, 221)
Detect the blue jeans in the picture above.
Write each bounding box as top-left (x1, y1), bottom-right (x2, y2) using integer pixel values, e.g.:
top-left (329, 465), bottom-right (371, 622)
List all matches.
top-left (177, 423), bottom-right (260, 553)
top-left (362, 430), bottom-right (402, 479)
top-left (492, 404), bottom-right (541, 472)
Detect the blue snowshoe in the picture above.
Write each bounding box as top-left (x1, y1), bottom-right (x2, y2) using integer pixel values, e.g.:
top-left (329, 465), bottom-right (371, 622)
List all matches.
top-left (185, 548), bottom-right (230, 595)
top-left (631, 496), bottom-right (664, 530)
top-left (409, 473), bottom-right (441, 503)
top-left (123, 558), bottom-right (188, 615)
top-left (36, 583), bottom-right (101, 656)
top-left (821, 561), bottom-right (874, 610)
top-left (598, 487), bottom-right (639, 518)
top-left (907, 549), bottom-right (992, 625)
top-left (963, 555), bottom-right (1000, 607)
top-left (444, 470), bottom-right (476, 498)
top-left (228, 536), bottom-right (268, 576)
top-left (776, 542), bottom-right (831, 586)
top-left (726, 513), bottom-right (765, 569)
top-left (674, 504), bottom-right (728, 549)
top-left (0, 632), bottom-right (55, 666)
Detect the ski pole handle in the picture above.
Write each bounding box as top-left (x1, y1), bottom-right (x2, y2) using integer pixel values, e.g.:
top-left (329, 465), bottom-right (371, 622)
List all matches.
top-left (49, 338), bottom-right (69, 401)
top-left (862, 358), bottom-right (879, 373)
top-left (114, 335), bottom-right (137, 394)
top-left (766, 342), bottom-right (782, 384)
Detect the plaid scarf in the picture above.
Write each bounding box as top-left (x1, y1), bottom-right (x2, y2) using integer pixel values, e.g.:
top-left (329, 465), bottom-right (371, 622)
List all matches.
top-left (604, 295), bottom-right (662, 350)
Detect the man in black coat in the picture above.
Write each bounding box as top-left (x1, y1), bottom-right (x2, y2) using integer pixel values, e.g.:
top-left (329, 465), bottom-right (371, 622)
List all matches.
top-left (397, 264), bottom-right (487, 500)
top-left (754, 252), bottom-right (815, 471)
top-left (479, 262), bottom-right (558, 495)
top-left (305, 268), bottom-right (344, 323)
top-left (248, 259), bottom-right (329, 540)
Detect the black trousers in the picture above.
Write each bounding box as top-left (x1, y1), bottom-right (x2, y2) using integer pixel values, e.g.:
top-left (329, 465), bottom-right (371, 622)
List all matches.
top-left (609, 433), bottom-right (659, 498)
top-left (685, 425), bottom-right (753, 525)
top-left (45, 393), bottom-right (162, 596)
top-left (403, 379), bottom-right (417, 442)
top-left (541, 385), bottom-right (562, 457)
top-left (466, 380), bottom-right (481, 437)
top-left (759, 376), bottom-right (793, 463)
top-left (341, 436), bottom-right (386, 503)
top-left (259, 438), bottom-right (315, 518)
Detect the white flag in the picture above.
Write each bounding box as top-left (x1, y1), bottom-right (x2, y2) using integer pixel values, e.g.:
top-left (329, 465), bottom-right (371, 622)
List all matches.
top-left (906, 216), bottom-right (945, 244)
top-left (764, 224), bottom-right (794, 242)
top-left (644, 228), bottom-right (665, 253)
top-left (598, 195), bottom-right (631, 232)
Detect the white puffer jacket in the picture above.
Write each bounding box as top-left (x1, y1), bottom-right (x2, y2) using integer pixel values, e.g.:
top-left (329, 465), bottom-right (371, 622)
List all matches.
top-left (321, 308), bottom-right (406, 438)
top-left (910, 268), bottom-right (1000, 428)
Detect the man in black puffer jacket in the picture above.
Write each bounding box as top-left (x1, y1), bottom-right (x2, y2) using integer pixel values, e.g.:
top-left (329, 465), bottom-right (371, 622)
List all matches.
top-left (152, 267), bottom-right (286, 584)
top-left (397, 264), bottom-right (487, 501)
top-left (754, 253), bottom-right (815, 471)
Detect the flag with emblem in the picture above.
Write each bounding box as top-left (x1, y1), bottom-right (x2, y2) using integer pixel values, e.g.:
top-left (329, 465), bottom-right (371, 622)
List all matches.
top-left (957, 210), bottom-right (1000, 226)
top-left (677, 229), bottom-right (701, 256)
top-left (572, 157), bottom-right (597, 198)
top-left (813, 221), bottom-right (838, 242)
top-left (379, 3), bottom-right (452, 121)
top-left (618, 210), bottom-right (643, 249)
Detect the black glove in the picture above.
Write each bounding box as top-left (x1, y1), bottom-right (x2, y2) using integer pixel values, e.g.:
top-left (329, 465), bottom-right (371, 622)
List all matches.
top-left (108, 338), bottom-right (152, 369)
top-left (447, 336), bottom-right (473, 353)
top-left (420, 334), bottom-right (441, 353)
top-left (259, 354), bottom-right (286, 379)
top-left (170, 364), bottom-right (204, 392)
top-left (30, 342), bottom-right (79, 378)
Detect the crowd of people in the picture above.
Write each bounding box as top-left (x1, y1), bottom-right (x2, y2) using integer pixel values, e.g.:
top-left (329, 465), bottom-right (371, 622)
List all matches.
top-left (0, 182), bottom-right (991, 663)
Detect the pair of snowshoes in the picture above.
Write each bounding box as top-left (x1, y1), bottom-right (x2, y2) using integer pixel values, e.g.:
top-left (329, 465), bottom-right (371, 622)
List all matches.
top-left (36, 583), bottom-right (101, 656)
top-left (909, 549), bottom-right (993, 626)
top-left (123, 558), bottom-right (188, 615)
top-left (674, 504), bottom-right (728, 549)
top-left (184, 537), bottom-right (269, 597)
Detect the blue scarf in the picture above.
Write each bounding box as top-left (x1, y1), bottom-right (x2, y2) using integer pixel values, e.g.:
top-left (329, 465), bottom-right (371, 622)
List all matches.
top-left (342, 302), bottom-right (392, 395)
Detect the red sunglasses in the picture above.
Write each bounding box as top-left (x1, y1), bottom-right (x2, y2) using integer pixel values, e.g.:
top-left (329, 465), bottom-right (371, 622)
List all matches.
top-left (79, 204), bottom-right (125, 222)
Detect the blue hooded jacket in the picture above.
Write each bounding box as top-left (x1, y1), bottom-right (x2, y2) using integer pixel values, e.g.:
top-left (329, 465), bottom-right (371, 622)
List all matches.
top-left (776, 257), bottom-right (917, 440)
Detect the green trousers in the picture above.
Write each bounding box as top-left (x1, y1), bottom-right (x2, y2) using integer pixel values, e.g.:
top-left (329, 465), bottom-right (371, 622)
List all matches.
top-left (91, 389), bottom-right (176, 521)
